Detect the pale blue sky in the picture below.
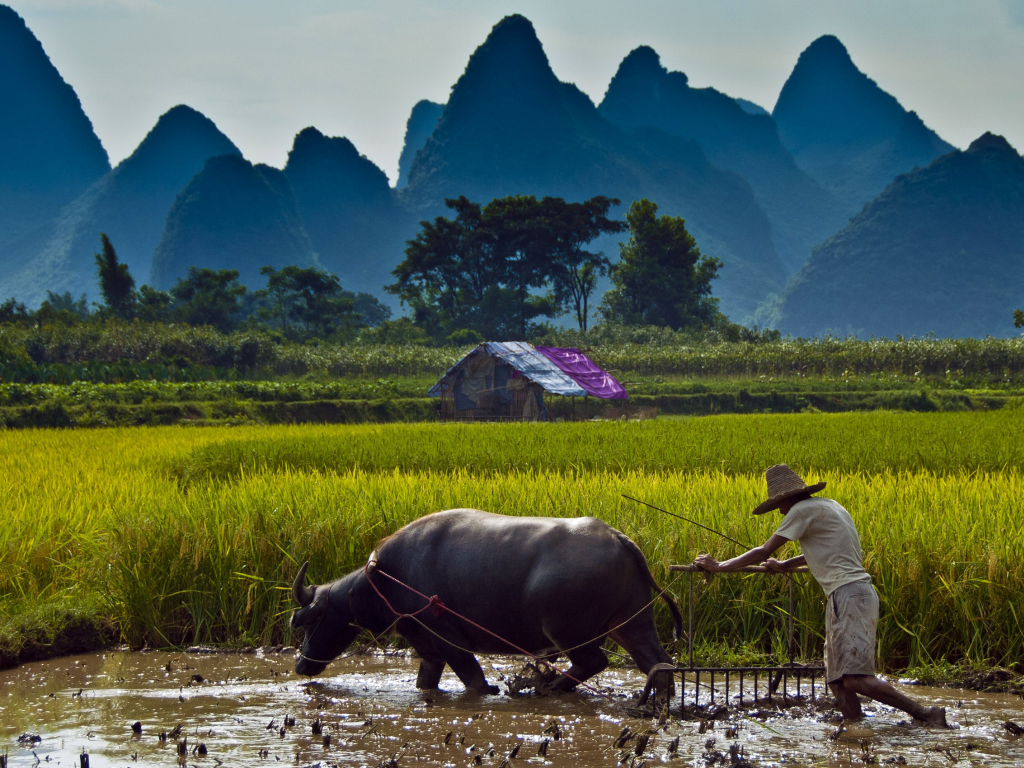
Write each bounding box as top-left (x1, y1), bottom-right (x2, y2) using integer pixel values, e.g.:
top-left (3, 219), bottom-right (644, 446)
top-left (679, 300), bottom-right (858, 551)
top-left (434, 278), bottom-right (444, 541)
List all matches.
top-left (12, 0), bottom-right (1024, 183)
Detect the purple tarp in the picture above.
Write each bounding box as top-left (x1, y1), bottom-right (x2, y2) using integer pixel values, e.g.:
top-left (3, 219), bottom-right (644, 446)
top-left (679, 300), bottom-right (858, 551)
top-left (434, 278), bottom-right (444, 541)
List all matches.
top-left (535, 346), bottom-right (628, 400)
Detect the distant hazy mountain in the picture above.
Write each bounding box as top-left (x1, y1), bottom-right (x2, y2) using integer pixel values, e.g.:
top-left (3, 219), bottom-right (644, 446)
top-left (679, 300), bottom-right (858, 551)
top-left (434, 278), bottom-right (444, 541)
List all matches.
top-left (401, 14), bottom-right (785, 321)
top-left (284, 127), bottom-right (410, 296)
top-left (599, 46), bottom-right (846, 274)
top-left (734, 98), bottom-right (769, 116)
top-left (7, 105), bottom-right (241, 304)
top-left (773, 35), bottom-right (954, 218)
top-left (771, 134), bottom-right (1024, 339)
top-left (0, 4), bottom-right (109, 279)
top-left (150, 154), bottom-right (316, 291)
top-left (396, 100), bottom-right (443, 188)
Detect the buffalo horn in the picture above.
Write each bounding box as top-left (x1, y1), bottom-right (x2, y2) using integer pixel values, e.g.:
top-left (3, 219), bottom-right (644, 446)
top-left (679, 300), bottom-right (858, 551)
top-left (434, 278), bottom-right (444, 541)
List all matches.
top-left (291, 561), bottom-right (315, 606)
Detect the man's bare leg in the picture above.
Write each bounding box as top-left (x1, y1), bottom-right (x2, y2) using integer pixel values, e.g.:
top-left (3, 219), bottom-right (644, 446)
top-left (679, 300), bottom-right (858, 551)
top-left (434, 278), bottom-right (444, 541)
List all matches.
top-left (829, 681), bottom-right (864, 720)
top-left (841, 675), bottom-right (947, 726)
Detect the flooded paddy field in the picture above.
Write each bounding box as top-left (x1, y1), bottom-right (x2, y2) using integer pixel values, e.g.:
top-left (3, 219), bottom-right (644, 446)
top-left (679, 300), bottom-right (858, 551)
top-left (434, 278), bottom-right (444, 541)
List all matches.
top-left (2, 651), bottom-right (1023, 767)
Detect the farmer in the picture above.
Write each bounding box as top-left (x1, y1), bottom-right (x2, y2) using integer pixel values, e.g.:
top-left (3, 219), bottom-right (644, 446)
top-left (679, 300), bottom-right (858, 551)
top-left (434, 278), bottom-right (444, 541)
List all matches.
top-left (693, 464), bottom-right (948, 727)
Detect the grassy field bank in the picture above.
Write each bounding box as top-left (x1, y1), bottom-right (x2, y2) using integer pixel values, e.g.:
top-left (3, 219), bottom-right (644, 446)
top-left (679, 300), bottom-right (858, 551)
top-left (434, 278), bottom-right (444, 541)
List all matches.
top-left (2, 376), bottom-right (1023, 428)
top-left (5, 332), bottom-right (1024, 425)
top-left (2, 413), bottom-right (1023, 674)
top-left (4, 325), bottom-right (1024, 380)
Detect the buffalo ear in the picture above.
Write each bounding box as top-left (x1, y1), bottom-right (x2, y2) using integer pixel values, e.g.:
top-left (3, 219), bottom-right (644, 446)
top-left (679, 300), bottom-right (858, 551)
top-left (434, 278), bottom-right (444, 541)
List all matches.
top-left (290, 604), bottom-right (312, 628)
top-left (291, 584), bottom-right (330, 628)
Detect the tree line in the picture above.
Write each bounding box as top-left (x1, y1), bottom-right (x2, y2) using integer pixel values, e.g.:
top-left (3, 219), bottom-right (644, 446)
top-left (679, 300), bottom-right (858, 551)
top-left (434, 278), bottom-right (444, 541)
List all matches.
top-left (1, 234), bottom-right (391, 341)
top-left (389, 195), bottom-right (725, 343)
top-left (1, 194), bottom-right (784, 345)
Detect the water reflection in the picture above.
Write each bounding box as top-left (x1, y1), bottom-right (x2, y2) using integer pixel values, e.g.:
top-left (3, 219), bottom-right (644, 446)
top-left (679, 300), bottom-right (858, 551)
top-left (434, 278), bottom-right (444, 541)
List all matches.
top-left (0, 651), bottom-right (1022, 766)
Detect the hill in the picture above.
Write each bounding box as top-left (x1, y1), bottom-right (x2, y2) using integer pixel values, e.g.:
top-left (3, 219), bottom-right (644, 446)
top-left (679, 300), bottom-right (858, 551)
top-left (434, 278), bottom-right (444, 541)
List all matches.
top-left (771, 133), bottom-right (1024, 338)
top-left (7, 105), bottom-right (241, 304)
top-left (599, 45), bottom-right (846, 273)
top-left (396, 100), bottom-right (443, 188)
top-left (284, 127), bottom-right (410, 296)
top-left (773, 35), bottom-right (954, 218)
top-left (0, 4), bottom-right (109, 281)
top-left (150, 154), bottom-right (316, 291)
top-left (401, 14), bottom-right (785, 321)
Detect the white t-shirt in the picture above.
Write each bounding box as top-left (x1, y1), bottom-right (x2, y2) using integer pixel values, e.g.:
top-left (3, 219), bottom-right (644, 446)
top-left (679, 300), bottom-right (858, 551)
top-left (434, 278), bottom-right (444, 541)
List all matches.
top-left (774, 497), bottom-right (871, 597)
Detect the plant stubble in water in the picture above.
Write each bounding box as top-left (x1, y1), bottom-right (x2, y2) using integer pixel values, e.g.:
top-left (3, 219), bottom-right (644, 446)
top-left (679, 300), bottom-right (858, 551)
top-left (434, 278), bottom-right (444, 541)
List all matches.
top-left (1, 651), bottom-right (1023, 767)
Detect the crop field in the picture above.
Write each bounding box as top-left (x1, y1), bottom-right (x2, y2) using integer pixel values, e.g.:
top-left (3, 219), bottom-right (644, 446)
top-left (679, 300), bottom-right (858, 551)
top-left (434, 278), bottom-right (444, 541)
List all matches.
top-left (4, 331), bottom-right (1024, 428)
top-left (2, 411), bottom-right (1023, 674)
top-left (4, 324), bottom-right (1024, 382)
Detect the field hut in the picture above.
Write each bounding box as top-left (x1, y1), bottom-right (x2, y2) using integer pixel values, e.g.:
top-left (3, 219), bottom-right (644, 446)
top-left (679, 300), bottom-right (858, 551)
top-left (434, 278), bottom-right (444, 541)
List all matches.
top-left (428, 341), bottom-right (627, 421)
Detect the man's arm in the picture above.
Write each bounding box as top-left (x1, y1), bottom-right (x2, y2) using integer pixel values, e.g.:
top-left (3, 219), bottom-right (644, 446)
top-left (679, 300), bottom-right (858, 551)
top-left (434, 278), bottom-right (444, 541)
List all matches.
top-left (693, 534), bottom-right (792, 572)
top-left (764, 554), bottom-right (806, 572)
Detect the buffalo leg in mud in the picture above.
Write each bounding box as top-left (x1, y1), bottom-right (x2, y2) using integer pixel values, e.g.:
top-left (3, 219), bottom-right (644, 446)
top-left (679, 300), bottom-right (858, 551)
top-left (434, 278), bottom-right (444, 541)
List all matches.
top-left (545, 643), bottom-right (609, 691)
top-left (425, 627), bottom-right (498, 694)
top-left (416, 658), bottom-right (446, 689)
top-left (397, 619), bottom-right (447, 690)
top-left (610, 619), bottom-right (676, 696)
top-left (440, 647), bottom-right (499, 694)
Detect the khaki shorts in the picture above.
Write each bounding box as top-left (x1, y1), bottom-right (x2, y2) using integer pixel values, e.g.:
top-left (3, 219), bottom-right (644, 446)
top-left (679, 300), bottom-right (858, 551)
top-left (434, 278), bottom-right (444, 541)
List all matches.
top-left (825, 579), bottom-right (878, 683)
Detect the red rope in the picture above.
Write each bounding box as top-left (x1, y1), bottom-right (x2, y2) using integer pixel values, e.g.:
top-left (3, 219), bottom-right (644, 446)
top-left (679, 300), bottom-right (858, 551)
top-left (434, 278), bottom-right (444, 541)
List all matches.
top-left (362, 560), bottom-right (615, 700)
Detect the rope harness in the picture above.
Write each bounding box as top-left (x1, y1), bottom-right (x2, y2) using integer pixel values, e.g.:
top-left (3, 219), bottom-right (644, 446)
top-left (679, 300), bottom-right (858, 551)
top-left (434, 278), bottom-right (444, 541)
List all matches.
top-left (295, 557), bottom-right (681, 704)
top-left (355, 558), bottom-right (682, 701)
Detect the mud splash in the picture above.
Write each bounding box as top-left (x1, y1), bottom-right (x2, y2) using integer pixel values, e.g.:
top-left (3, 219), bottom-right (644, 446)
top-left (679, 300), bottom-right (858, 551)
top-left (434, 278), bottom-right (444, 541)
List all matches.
top-left (2, 651), bottom-right (1023, 766)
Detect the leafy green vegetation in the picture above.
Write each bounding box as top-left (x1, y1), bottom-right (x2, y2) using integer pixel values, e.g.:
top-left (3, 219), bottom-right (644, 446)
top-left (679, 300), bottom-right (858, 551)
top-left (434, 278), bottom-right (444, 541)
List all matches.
top-left (389, 194), bottom-right (624, 340)
top-left (3, 322), bottom-right (1023, 382)
top-left (2, 321), bottom-right (1024, 425)
top-left (599, 198), bottom-right (722, 330)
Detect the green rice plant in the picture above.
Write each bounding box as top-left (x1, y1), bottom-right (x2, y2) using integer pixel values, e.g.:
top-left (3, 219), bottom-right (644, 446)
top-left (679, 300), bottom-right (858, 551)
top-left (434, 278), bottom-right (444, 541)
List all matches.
top-left (1, 415), bottom-right (1022, 670)
top-left (169, 412), bottom-right (1024, 486)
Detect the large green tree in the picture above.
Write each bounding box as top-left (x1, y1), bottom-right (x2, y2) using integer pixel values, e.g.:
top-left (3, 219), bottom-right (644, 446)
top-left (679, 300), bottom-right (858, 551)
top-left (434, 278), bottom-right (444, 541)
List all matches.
top-left (389, 196), bottom-right (520, 341)
top-left (542, 196), bottom-right (624, 331)
top-left (390, 194), bottom-right (618, 341)
top-left (599, 199), bottom-right (722, 330)
top-left (170, 267), bottom-right (247, 333)
top-left (257, 265), bottom-right (366, 339)
top-left (94, 233), bottom-right (136, 319)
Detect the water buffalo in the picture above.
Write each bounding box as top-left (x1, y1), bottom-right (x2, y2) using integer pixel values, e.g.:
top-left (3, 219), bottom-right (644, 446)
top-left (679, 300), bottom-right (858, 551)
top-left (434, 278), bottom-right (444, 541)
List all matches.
top-left (290, 508), bottom-right (682, 695)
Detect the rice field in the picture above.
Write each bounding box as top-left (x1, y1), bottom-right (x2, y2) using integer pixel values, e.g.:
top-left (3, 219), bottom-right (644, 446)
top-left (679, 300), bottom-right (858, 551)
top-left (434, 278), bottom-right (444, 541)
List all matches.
top-left (2, 412), bottom-right (1023, 672)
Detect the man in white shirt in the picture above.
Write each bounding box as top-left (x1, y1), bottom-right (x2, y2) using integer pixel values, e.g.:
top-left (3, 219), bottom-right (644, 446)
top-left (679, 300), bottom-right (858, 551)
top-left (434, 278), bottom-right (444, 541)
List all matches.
top-left (694, 464), bottom-right (947, 727)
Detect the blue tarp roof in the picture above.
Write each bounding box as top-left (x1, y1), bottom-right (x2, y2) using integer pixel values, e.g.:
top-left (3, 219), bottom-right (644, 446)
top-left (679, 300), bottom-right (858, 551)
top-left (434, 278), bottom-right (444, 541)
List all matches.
top-left (428, 342), bottom-right (587, 397)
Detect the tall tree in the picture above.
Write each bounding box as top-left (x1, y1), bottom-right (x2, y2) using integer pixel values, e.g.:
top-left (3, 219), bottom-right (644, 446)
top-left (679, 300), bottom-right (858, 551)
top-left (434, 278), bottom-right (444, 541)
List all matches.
top-left (136, 285), bottom-right (173, 323)
top-left (94, 233), bottom-right (136, 319)
top-left (390, 195), bottom-right (569, 341)
top-left (170, 267), bottom-right (247, 332)
top-left (257, 265), bottom-right (362, 339)
top-left (257, 265), bottom-right (300, 333)
top-left (0, 298), bottom-right (28, 323)
top-left (390, 196), bottom-right (498, 341)
top-left (600, 199), bottom-right (722, 330)
top-left (543, 196), bottom-right (625, 331)
top-left (481, 195), bottom-right (554, 339)
top-left (349, 291), bottom-right (392, 328)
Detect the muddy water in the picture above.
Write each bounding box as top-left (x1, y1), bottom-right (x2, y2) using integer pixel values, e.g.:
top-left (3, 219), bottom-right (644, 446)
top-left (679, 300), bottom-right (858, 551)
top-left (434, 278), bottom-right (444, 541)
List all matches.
top-left (1, 651), bottom-right (1023, 767)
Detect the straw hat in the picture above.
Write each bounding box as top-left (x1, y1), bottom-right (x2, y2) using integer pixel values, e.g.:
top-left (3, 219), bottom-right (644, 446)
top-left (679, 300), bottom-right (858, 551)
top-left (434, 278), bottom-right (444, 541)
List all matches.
top-left (751, 464), bottom-right (826, 515)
